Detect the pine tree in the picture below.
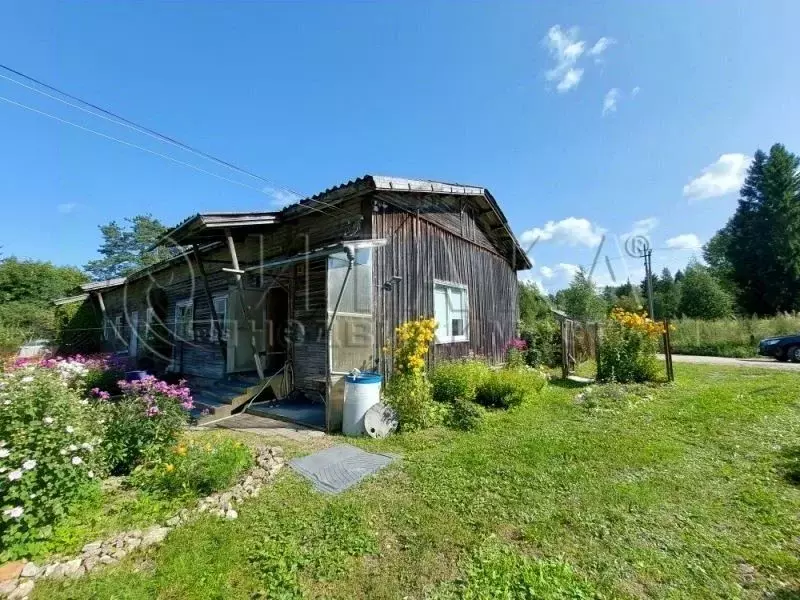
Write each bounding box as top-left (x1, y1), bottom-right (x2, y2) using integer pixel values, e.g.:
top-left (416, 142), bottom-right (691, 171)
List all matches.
top-left (724, 144), bottom-right (800, 314)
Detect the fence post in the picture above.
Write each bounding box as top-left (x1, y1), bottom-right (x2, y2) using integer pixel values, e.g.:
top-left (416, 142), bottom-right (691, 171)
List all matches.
top-left (593, 322), bottom-right (601, 380)
top-left (663, 318), bottom-right (674, 382)
top-left (561, 319), bottom-right (568, 380)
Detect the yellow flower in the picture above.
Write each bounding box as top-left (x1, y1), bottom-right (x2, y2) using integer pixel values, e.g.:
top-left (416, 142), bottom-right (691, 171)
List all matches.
top-left (165, 463), bottom-right (175, 473)
top-left (175, 445), bottom-right (187, 456)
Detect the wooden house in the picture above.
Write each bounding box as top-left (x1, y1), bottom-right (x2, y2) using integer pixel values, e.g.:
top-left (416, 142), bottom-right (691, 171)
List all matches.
top-left (66, 176), bottom-right (531, 432)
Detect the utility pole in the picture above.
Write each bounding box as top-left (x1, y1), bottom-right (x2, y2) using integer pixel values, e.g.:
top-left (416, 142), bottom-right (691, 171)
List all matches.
top-left (644, 249), bottom-right (655, 320)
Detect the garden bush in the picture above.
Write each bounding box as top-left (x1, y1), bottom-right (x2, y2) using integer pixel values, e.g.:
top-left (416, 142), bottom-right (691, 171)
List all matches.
top-left (597, 308), bottom-right (662, 383)
top-left (474, 367), bottom-right (547, 409)
top-left (445, 398), bottom-right (485, 431)
top-left (103, 376), bottom-right (194, 475)
top-left (430, 359), bottom-right (490, 404)
top-left (130, 435), bottom-right (252, 498)
top-left (384, 372), bottom-right (441, 432)
top-left (0, 366), bottom-right (104, 554)
top-left (383, 317), bottom-right (441, 432)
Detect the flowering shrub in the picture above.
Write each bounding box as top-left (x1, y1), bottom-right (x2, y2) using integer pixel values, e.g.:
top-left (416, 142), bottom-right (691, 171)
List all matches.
top-left (103, 376), bottom-right (194, 475)
top-left (0, 366), bottom-right (104, 553)
top-left (597, 309), bottom-right (664, 383)
top-left (505, 338), bottom-right (528, 369)
top-left (384, 318), bottom-right (440, 431)
top-left (430, 359), bottom-right (491, 404)
top-left (391, 317), bottom-right (437, 374)
top-left (12, 353), bottom-right (124, 398)
top-left (130, 435), bottom-right (252, 498)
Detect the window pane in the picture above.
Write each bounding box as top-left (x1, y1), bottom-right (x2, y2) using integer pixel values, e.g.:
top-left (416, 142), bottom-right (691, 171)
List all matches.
top-left (434, 286), bottom-right (449, 340)
top-left (330, 314), bottom-right (374, 372)
top-left (328, 249), bottom-right (372, 314)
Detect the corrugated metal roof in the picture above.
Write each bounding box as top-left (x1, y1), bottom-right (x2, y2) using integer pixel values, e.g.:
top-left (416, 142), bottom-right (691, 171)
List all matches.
top-left (80, 278), bottom-right (126, 292)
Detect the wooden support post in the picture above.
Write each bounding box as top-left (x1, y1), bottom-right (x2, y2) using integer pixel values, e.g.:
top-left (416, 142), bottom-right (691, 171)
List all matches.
top-left (594, 322), bottom-right (601, 379)
top-left (560, 320), bottom-right (568, 380)
top-left (226, 229), bottom-right (265, 380)
top-left (193, 244), bottom-right (227, 366)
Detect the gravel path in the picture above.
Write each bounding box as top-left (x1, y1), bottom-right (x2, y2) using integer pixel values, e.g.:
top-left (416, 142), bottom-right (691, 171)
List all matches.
top-left (662, 354), bottom-right (800, 370)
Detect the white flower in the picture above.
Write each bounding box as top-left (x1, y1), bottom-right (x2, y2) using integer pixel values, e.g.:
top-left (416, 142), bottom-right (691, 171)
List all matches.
top-left (87, 471), bottom-right (94, 479)
top-left (59, 449), bottom-right (67, 456)
top-left (0, 467), bottom-right (6, 473)
top-left (20, 376), bottom-right (34, 384)
top-left (81, 443), bottom-right (93, 452)
top-left (22, 459), bottom-right (36, 471)
top-left (29, 493), bottom-right (37, 499)
top-left (65, 426), bottom-right (75, 434)
top-left (43, 417), bottom-right (54, 425)
top-left (80, 399), bottom-right (89, 406)
top-left (0, 449), bottom-right (9, 459)
top-left (68, 444), bottom-right (78, 452)
top-left (8, 470), bottom-right (22, 481)
top-left (0, 440), bottom-right (5, 447)
top-left (3, 506), bottom-right (23, 519)
top-left (71, 456), bottom-right (83, 465)
top-left (2, 400), bottom-right (9, 406)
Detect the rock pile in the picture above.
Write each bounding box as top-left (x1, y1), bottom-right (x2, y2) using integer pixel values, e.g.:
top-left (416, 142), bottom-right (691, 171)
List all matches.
top-left (0, 446), bottom-right (284, 599)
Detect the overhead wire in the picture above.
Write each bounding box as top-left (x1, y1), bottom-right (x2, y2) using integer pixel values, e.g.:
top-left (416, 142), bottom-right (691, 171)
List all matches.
top-left (0, 64), bottom-right (347, 217)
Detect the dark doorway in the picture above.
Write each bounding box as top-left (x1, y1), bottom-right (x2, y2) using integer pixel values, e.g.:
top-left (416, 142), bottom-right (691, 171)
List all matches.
top-left (265, 286), bottom-right (289, 372)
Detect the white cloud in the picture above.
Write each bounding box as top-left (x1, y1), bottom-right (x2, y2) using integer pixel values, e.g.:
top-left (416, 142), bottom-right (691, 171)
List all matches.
top-left (542, 25), bottom-right (615, 94)
top-left (57, 202), bottom-right (77, 214)
top-left (682, 153), bottom-right (751, 201)
top-left (520, 217), bottom-right (605, 248)
top-left (621, 217), bottom-right (658, 242)
top-left (263, 185), bottom-right (301, 208)
top-left (556, 68), bottom-right (584, 92)
top-left (588, 37), bottom-right (615, 56)
top-left (631, 86), bottom-right (640, 96)
top-left (602, 88), bottom-right (620, 116)
top-left (665, 233), bottom-right (702, 250)
top-left (540, 263), bottom-right (580, 280)
top-left (543, 25), bottom-right (586, 93)
top-left (540, 266), bottom-right (554, 279)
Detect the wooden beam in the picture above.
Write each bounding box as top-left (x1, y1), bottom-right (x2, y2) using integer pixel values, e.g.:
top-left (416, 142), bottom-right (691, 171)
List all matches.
top-left (193, 243), bottom-right (227, 366)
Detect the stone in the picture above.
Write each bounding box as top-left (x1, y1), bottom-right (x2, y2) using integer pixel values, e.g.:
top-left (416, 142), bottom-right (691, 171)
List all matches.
top-left (60, 559), bottom-right (83, 578)
top-left (82, 541), bottom-right (102, 556)
top-left (125, 537), bottom-right (141, 550)
top-left (0, 580), bottom-right (18, 597)
top-left (83, 557), bottom-right (99, 573)
top-left (166, 516), bottom-right (181, 527)
top-left (111, 549), bottom-right (127, 561)
top-left (0, 561), bottom-right (24, 583)
top-left (243, 475), bottom-right (254, 487)
top-left (19, 562), bottom-right (39, 578)
top-left (98, 555), bottom-right (116, 565)
top-left (270, 446), bottom-right (284, 457)
top-left (43, 563), bottom-right (61, 578)
top-left (250, 468), bottom-right (268, 480)
top-left (8, 579), bottom-right (34, 600)
top-left (225, 509), bottom-right (238, 520)
top-left (140, 526), bottom-right (170, 548)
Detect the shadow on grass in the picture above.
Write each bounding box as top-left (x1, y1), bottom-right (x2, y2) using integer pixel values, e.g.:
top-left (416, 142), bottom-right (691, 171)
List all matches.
top-left (778, 446), bottom-right (800, 485)
top-left (549, 378), bottom-right (592, 390)
top-left (768, 588), bottom-right (800, 599)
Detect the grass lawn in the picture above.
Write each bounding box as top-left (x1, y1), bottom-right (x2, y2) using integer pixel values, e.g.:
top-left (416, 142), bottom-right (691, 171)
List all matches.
top-left (33, 364), bottom-right (800, 599)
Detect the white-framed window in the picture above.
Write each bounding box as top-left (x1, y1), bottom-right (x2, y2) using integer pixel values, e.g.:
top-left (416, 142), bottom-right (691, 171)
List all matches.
top-left (103, 317), bottom-right (113, 341)
top-left (210, 295), bottom-right (228, 342)
top-left (174, 299), bottom-right (194, 341)
top-left (433, 280), bottom-right (469, 343)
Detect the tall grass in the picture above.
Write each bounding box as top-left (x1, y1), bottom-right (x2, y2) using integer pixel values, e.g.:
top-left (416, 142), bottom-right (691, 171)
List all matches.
top-left (670, 313), bottom-right (800, 357)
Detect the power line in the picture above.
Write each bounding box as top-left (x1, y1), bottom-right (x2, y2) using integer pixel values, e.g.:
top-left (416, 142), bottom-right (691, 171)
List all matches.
top-left (0, 64), bottom-right (346, 216)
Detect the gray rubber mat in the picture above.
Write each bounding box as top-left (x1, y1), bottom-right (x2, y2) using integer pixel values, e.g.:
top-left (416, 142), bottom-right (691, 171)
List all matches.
top-left (289, 444), bottom-right (396, 494)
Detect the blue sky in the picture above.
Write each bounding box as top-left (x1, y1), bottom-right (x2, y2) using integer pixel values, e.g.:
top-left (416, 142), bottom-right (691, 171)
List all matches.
top-left (0, 1), bottom-right (798, 291)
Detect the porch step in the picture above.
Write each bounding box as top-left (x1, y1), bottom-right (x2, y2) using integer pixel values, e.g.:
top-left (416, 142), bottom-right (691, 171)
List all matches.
top-left (191, 392), bottom-right (234, 417)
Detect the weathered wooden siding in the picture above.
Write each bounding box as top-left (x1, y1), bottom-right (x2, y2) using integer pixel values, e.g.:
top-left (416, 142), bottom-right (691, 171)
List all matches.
top-left (372, 198), bottom-right (518, 374)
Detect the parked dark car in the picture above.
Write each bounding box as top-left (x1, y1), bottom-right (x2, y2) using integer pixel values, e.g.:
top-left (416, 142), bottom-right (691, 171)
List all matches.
top-left (758, 334), bottom-right (800, 362)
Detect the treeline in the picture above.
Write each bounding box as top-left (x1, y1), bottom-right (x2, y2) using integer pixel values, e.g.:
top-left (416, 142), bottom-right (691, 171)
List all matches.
top-left (0, 215), bottom-right (170, 353)
top-left (546, 142), bottom-right (800, 323)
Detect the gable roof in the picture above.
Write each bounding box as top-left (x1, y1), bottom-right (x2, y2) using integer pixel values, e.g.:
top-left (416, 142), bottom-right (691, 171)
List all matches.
top-left (283, 175), bottom-right (531, 270)
top-left (152, 174), bottom-right (531, 270)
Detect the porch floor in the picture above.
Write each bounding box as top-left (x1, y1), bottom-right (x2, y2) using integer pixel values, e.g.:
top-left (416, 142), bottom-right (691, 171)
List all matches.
top-left (246, 399), bottom-right (326, 430)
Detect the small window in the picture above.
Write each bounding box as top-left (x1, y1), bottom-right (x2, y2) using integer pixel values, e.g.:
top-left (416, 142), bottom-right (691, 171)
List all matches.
top-left (210, 295), bottom-right (228, 342)
top-left (174, 299), bottom-right (194, 341)
top-left (433, 281), bottom-right (469, 343)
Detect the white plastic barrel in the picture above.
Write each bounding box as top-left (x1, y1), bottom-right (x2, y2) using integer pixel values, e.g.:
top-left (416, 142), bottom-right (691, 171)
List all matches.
top-left (342, 372), bottom-right (383, 436)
